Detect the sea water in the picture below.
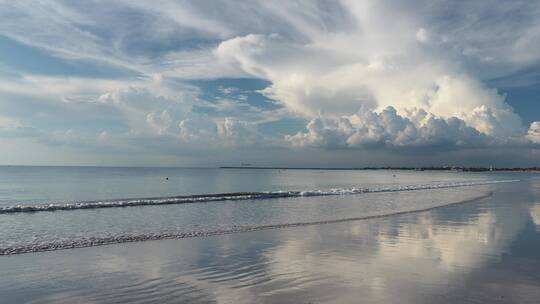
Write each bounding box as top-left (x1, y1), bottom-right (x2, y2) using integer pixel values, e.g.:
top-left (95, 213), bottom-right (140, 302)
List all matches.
top-left (0, 166), bottom-right (521, 254)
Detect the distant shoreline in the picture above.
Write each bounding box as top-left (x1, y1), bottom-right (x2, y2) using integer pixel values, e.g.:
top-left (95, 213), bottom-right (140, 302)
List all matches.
top-left (220, 166), bottom-right (540, 172)
top-left (0, 165), bottom-right (538, 172)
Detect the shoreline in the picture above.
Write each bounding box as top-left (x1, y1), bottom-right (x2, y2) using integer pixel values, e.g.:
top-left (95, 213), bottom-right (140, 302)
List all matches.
top-left (0, 191), bottom-right (493, 256)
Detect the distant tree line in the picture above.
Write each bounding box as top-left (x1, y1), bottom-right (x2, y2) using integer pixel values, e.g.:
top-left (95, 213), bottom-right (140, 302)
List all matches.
top-left (220, 166), bottom-right (540, 171)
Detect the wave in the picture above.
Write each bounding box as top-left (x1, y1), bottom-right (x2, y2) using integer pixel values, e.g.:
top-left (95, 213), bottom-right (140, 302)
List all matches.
top-left (0, 191), bottom-right (493, 255)
top-left (0, 179), bottom-right (518, 214)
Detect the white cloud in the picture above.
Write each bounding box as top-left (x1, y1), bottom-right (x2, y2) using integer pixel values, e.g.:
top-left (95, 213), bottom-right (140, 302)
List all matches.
top-left (118, 0), bottom-right (234, 39)
top-left (146, 110), bottom-right (174, 135)
top-left (416, 28), bottom-right (430, 44)
top-left (211, 2), bottom-right (539, 148)
top-left (177, 116), bottom-right (261, 147)
top-left (217, 86), bottom-right (238, 95)
top-left (178, 115), bottom-right (217, 143)
top-left (221, 35), bottom-right (530, 138)
top-left (95, 85), bottom-right (265, 147)
top-left (527, 122), bottom-right (540, 144)
top-left (215, 34), bottom-right (529, 142)
top-left (96, 85), bottom-right (195, 136)
top-left (287, 106), bottom-right (492, 149)
top-left (217, 118), bottom-right (260, 146)
top-left (0, 75), bottom-right (125, 98)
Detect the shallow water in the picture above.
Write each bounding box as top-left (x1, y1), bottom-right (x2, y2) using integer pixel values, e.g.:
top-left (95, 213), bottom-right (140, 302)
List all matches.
top-left (1, 168), bottom-right (539, 303)
top-left (0, 166), bottom-right (498, 206)
top-left (0, 167), bottom-right (515, 254)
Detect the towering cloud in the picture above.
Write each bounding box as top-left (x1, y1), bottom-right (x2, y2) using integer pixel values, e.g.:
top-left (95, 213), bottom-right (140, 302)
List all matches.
top-left (214, 1), bottom-right (539, 149)
top-left (286, 107), bottom-right (491, 149)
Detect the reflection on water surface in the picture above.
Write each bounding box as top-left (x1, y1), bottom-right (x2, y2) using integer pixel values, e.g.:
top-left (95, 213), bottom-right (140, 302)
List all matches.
top-left (1, 177), bottom-right (540, 303)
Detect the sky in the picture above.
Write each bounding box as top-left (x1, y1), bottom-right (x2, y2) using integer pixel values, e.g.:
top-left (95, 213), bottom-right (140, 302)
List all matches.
top-left (0, 0), bottom-right (539, 167)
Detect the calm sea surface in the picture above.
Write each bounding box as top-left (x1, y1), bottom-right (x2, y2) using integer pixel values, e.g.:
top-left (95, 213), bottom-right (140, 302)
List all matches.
top-left (0, 166), bottom-right (539, 303)
top-left (0, 166), bottom-right (502, 205)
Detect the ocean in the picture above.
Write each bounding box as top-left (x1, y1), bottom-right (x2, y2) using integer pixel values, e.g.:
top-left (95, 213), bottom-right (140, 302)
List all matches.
top-left (1, 166), bottom-right (539, 303)
top-left (0, 166), bottom-right (516, 254)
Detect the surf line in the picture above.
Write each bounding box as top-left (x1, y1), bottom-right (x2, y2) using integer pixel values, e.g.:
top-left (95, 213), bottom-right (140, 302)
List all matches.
top-left (0, 180), bottom-right (518, 215)
top-left (0, 191), bottom-right (493, 255)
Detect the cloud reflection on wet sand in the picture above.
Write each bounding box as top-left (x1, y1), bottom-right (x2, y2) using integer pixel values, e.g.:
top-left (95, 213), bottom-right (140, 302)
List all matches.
top-left (2, 180), bottom-right (540, 303)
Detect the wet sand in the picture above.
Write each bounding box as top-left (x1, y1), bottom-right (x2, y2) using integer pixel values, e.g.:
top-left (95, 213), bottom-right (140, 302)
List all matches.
top-left (1, 178), bottom-right (540, 303)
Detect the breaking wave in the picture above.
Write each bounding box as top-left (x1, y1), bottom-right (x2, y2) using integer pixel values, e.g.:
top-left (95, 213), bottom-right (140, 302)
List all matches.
top-left (0, 179), bottom-right (518, 214)
top-left (0, 190), bottom-right (494, 255)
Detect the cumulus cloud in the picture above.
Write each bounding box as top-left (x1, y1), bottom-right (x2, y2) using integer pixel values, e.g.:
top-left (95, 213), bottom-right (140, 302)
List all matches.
top-left (178, 116), bottom-right (217, 142)
top-left (214, 30), bottom-right (537, 149)
top-left (177, 116), bottom-right (260, 147)
top-left (217, 118), bottom-right (260, 145)
top-left (212, 2), bottom-right (540, 150)
top-left (215, 33), bottom-right (532, 141)
top-left (287, 107), bottom-right (492, 149)
top-left (96, 86), bottom-right (190, 136)
top-left (528, 122), bottom-right (540, 144)
top-left (146, 110), bottom-right (174, 135)
top-left (97, 85), bottom-right (264, 147)
top-left (415, 28), bottom-right (431, 44)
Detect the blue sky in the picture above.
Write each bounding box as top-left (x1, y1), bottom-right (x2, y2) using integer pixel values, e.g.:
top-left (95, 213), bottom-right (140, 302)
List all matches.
top-left (0, 0), bottom-right (539, 167)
